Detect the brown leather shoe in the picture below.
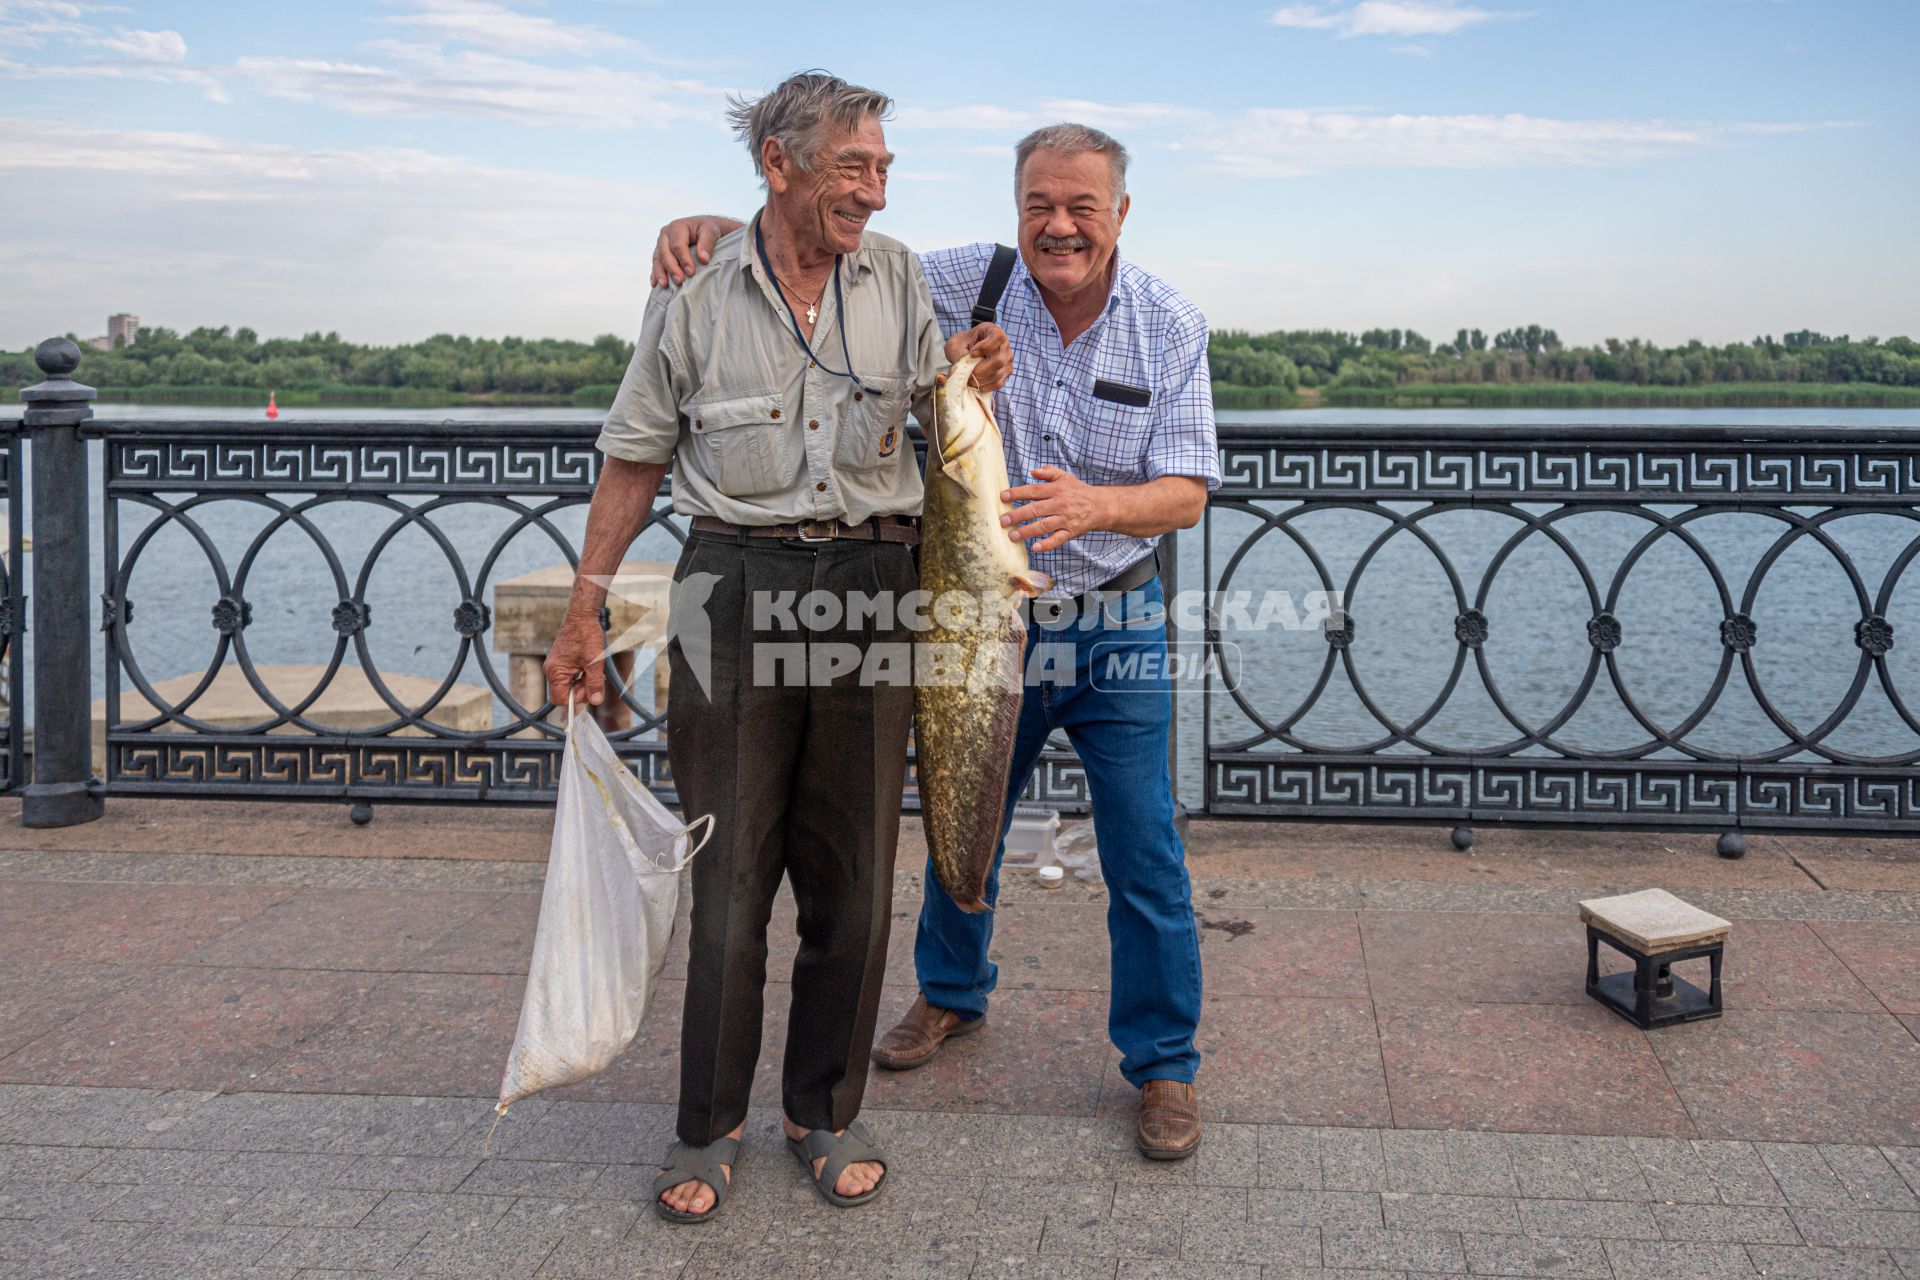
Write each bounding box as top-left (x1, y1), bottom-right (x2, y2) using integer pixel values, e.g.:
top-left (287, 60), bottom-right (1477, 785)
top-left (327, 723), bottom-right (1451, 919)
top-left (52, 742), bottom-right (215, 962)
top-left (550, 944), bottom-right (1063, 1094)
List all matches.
top-left (870, 995), bottom-right (983, 1071)
top-left (1136, 1079), bottom-right (1202, 1160)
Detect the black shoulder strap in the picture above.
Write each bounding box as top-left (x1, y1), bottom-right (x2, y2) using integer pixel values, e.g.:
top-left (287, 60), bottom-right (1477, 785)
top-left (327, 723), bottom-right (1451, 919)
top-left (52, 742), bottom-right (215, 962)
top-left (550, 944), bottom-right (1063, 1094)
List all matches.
top-left (970, 244), bottom-right (1018, 325)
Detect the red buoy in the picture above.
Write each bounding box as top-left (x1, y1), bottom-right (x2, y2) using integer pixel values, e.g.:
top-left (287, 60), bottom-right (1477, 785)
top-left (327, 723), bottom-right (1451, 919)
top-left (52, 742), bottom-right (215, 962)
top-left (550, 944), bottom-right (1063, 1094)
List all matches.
top-left (266, 390), bottom-right (279, 420)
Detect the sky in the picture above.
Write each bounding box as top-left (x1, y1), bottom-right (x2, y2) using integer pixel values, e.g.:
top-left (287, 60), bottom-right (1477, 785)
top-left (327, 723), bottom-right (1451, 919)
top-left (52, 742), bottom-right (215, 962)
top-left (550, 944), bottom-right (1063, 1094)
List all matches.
top-left (2, 0), bottom-right (1915, 351)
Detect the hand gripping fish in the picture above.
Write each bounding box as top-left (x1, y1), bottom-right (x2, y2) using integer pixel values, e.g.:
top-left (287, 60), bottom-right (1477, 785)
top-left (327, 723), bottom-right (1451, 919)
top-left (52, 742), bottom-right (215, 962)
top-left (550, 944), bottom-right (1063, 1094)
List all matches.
top-left (916, 354), bottom-right (1052, 912)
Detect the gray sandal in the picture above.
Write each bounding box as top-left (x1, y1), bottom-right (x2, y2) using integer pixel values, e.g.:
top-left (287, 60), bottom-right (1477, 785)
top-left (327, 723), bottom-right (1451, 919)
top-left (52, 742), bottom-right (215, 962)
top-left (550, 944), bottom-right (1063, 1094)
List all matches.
top-left (652, 1136), bottom-right (739, 1224)
top-left (786, 1119), bottom-right (888, 1207)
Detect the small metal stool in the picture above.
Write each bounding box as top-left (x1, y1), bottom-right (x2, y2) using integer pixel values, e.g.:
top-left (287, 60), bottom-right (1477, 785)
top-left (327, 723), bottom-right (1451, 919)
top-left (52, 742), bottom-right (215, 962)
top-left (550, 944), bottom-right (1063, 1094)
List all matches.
top-left (1578, 889), bottom-right (1730, 1029)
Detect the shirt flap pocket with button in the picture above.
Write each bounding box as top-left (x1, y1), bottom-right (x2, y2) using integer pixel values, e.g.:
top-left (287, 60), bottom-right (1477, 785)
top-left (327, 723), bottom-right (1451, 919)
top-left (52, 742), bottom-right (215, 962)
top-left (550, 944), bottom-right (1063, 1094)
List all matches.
top-left (689, 392), bottom-right (782, 433)
top-left (834, 374), bottom-right (908, 472)
top-left (1064, 391), bottom-right (1154, 484)
top-left (684, 392), bottom-right (795, 498)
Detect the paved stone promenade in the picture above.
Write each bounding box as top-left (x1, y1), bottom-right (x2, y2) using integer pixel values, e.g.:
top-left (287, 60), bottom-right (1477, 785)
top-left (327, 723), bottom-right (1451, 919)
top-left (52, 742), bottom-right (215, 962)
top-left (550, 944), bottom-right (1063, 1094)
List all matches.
top-left (1, 800), bottom-right (1918, 1277)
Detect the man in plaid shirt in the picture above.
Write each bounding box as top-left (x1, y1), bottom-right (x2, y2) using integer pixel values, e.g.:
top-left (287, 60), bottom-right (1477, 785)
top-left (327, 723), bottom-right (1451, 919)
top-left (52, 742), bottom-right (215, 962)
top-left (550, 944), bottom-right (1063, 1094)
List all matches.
top-left (653, 123), bottom-right (1220, 1160)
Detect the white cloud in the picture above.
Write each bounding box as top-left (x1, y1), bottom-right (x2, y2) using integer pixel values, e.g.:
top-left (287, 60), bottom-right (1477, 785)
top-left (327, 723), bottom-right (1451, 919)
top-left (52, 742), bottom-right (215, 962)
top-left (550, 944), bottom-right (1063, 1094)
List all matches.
top-left (0, 3), bottom-right (223, 100)
top-left (381, 0), bottom-right (640, 57)
top-left (235, 42), bottom-right (721, 130)
top-left (888, 94), bottom-right (1849, 182)
top-left (1391, 43), bottom-right (1435, 56)
top-left (94, 27), bottom-right (188, 62)
top-left (1181, 109), bottom-right (1846, 179)
top-left (1270, 1), bottom-right (1521, 37)
top-left (894, 99), bottom-right (1208, 133)
top-left (0, 118), bottom-right (702, 346)
top-left (0, 0), bottom-right (93, 48)
top-left (218, 0), bottom-right (725, 131)
top-left (4, 60), bottom-right (226, 101)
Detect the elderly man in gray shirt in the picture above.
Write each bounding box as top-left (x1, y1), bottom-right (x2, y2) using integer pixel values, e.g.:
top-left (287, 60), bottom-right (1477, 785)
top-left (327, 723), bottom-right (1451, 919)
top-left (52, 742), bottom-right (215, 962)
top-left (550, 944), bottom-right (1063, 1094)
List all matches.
top-left (543, 71), bottom-right (1008, 1223)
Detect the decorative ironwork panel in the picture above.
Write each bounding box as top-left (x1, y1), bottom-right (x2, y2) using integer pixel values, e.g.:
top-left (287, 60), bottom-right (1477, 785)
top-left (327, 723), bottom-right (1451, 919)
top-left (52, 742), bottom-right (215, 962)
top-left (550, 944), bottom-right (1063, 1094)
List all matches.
top-left (103, 734), bottom-right (671, 801)
top-left (1204, 423), bottom-right (1920, 835)
top-left (99, 422), bottom-right (678, 805)
top-left (97, 420), bottom-right (1093, 813)
top-left (1217, 424), bottom-right (1920, 505)
top-left (1020, 736), bottom-right (1091, 811)
top-left (1208, 756), bottom-right (1743, 823)
top-left (105, 425), bottom-right (604, 495)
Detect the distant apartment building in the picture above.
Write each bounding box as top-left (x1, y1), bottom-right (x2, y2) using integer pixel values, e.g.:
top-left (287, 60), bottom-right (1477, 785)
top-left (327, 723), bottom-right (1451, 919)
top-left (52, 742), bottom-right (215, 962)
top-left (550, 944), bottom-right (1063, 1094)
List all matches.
top-left (107, 313), bottom-right (139, 348)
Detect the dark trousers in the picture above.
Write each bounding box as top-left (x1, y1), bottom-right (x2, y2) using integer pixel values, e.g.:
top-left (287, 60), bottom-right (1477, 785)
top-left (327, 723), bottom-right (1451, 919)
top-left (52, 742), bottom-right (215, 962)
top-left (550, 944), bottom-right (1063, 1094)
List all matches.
top-left (666, 532), bottom-right (916, 1144)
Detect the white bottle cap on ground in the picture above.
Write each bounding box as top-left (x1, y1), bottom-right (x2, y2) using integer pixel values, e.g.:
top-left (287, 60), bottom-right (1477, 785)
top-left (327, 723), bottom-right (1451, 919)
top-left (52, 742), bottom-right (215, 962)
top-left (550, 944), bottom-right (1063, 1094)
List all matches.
top-left (1037, 865), bottom-right (1065, 888)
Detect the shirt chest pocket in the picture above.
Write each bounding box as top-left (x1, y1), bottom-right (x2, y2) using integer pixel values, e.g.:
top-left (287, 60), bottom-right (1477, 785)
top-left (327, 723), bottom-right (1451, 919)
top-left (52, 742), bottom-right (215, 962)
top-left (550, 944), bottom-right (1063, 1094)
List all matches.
top-left (1062, 394), bottom-right (1154, 485)
top-left (832, 375), bottom-right (909, 472)
top-left (687, 392), bottom-right (798, 497)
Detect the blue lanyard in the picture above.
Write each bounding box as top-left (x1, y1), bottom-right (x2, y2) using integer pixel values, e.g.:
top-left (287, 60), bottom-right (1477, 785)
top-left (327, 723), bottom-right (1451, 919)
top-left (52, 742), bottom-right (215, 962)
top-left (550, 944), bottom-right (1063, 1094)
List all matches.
top-left (755, 222), bottom-right (866, 392)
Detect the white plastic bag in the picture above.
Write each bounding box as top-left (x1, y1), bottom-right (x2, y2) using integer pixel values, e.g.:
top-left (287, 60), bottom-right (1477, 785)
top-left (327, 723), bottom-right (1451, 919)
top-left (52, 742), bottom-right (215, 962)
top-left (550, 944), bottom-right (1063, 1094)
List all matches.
top-left (495, 701), bottom-right (713, 1120)
top-left (1055, 818), bottom-right (1102, 882)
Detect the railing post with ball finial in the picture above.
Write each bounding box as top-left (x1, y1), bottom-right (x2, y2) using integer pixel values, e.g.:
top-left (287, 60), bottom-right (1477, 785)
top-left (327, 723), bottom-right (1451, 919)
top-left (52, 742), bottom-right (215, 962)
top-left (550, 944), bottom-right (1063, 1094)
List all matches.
top-left (18, 337), bottom-right (104, 828)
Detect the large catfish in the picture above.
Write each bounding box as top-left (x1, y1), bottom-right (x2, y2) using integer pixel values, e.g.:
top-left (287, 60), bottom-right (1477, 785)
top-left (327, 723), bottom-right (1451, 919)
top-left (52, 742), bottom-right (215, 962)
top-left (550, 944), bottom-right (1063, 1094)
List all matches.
top-left (916, 353), bottom-right (1051, 912)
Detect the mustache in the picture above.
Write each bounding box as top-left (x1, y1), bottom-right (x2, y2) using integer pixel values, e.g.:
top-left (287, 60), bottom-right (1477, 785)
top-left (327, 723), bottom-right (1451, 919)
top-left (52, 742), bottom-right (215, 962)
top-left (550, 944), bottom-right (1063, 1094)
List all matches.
top-left (1035, 235), bottom-right (1091, 251)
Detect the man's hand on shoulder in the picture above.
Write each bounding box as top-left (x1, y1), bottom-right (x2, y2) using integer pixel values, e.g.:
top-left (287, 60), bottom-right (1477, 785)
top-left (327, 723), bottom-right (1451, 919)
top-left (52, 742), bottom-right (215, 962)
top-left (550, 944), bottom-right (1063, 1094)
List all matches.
top-left (943, 323), bottom-right (1011, 394)
top-left (650, 215), bottom-right (745, 287)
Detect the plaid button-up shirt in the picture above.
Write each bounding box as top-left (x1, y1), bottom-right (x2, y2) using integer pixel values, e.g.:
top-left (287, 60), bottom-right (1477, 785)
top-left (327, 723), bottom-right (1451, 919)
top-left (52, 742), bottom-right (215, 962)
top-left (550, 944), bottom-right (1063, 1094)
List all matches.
top-left (920, 243), bottom-right (1220, 598)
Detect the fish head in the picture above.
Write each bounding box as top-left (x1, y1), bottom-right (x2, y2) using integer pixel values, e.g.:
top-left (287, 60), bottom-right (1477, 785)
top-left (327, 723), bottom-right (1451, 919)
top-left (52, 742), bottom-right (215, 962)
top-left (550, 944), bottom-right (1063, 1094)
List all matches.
top-left (935, 354), bottom-right (994, 464)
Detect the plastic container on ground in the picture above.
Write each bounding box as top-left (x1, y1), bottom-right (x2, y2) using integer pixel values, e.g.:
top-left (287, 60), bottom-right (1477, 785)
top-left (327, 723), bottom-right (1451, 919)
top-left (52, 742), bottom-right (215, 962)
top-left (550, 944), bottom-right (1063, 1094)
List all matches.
top-left (1000, 806), bottom-right (1060, 870)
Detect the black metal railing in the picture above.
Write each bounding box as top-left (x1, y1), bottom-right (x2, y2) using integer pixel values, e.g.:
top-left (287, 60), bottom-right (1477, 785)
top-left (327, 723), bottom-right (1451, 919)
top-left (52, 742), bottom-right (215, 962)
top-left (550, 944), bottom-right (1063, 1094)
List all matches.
top-left (15, 340), bottom-right (1920, 843)
top-left (1202, 423), bottom-right (1920, 837)
top-left (88, 405), bottom-right (1090, 812)
top-left (99, 420), bottom-right (668, 803)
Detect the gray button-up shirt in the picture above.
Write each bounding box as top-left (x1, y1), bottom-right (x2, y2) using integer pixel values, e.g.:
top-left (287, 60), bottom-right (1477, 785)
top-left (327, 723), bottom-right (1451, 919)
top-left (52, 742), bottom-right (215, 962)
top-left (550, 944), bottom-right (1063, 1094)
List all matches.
top-left (596, 213), bottom-right (945, 525)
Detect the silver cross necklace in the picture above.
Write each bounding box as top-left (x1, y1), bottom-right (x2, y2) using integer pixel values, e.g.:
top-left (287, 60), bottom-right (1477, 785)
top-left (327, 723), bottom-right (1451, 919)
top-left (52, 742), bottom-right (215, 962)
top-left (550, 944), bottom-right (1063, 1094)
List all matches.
top-left (774, 273), bottom-right (823, 325)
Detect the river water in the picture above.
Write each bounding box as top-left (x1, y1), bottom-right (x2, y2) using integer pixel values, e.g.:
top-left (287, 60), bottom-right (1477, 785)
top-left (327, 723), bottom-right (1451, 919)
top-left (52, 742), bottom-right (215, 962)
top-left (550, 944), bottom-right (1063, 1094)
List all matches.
top-left (5, 404), bottom-right (1917, 801)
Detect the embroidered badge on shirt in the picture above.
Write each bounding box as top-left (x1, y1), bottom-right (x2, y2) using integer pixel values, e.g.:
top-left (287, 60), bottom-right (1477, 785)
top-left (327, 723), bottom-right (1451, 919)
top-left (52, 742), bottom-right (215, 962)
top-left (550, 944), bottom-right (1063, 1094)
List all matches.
top-left (878, 422), bottom-right (899, 457)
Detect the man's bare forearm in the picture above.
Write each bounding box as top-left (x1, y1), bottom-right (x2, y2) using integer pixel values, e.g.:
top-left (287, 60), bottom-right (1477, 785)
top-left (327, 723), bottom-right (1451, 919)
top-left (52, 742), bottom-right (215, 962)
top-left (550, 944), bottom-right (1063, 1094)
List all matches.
top-left (1096, 476), bottom-right (1208, 538)
top-left (565, 456), bottom-right (670, 620)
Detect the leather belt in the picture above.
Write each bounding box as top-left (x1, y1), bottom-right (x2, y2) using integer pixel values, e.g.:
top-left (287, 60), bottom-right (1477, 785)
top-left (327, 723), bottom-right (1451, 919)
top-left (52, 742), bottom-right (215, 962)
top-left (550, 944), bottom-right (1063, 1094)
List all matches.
top-left (1091, 549), bottom-right (1160, 599)
top-left (691, 513), bottom-right (920, 546)
top-left (1033, 549), bottom-right (1161, 624)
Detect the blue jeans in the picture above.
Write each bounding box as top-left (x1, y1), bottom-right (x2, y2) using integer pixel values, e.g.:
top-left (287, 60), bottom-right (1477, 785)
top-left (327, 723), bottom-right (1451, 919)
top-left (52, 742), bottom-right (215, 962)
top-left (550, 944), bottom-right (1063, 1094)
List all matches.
top-left (914, 577), bottom-right (1203, 1086)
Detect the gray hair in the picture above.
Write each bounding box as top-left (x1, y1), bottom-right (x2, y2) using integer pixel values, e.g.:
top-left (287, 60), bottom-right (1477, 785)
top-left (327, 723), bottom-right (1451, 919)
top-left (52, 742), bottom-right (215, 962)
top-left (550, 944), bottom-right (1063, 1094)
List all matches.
top-left (1014, 123), bottom-right (1130, 211)
top-left (726, 70), bottom-right (892, 186)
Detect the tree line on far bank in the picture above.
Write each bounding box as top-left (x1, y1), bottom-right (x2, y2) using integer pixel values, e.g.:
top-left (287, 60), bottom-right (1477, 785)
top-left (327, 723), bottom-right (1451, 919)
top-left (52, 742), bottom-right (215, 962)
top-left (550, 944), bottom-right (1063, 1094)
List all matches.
top-left (1209, 326), bottom-right (1920, 393)
top-left (5, 323), bottom-right (1918, 408)
top-left (1, 328), bottom-right (634, 406)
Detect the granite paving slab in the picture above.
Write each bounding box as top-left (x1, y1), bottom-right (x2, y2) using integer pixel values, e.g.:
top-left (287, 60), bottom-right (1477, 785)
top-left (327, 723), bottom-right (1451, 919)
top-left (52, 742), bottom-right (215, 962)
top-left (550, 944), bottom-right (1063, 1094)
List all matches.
top-left (2, 830), bottom-right (1918, 1278)
top-left (0, 1098), bottom-right (1915, 1277)
top-left (1650, 1012), bottom-right (1920, 1145)
top-left (0, 880), bottom-right (296, 967)
top-left (1377, 1002), bottom-right (1696, 1137)
top-left (254, 971), bottom-right (523, 1097)
top-left (411, 893), bottom-right (542, 976)
top-left (864, 988), bottom-right (1113, 1117)
top-left (0, 963), bottom-right (142, 1058)
top-left (1809, 922), bottom-right (1920, 1015)
top-left (174, 888), bottom-right (502, 972)
top-left (0, 966), bottom-right (379, 1092)
top-left (1097, 997), bottom-right (1391, 1128)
